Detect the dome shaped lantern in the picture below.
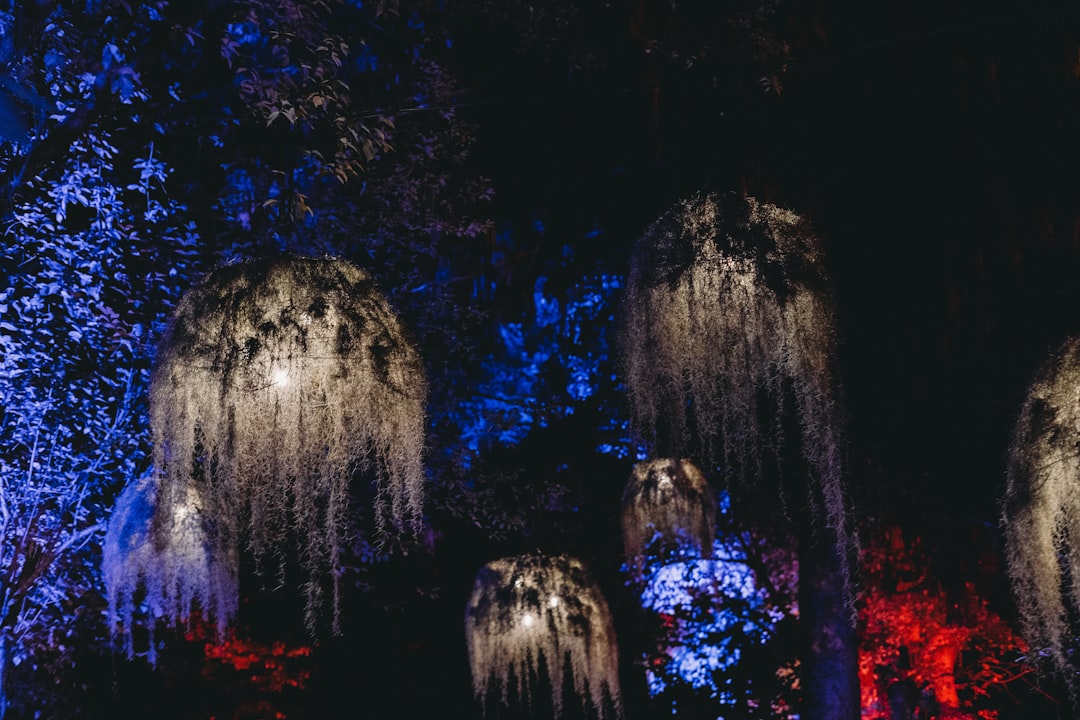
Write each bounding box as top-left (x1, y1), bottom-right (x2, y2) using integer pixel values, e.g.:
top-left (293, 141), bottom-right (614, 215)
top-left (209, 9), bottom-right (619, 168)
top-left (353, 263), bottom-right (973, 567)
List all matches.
top-left (103, 474), bottom-right (238, 662)
top-left (465, 553), bottom-right (623, 719)
top-left (136, 254), bottom-right (426, 635)
top-left (1004, 334), bottom-right (1080, 686)
top-left (621, 458), bottom-right (716, 576)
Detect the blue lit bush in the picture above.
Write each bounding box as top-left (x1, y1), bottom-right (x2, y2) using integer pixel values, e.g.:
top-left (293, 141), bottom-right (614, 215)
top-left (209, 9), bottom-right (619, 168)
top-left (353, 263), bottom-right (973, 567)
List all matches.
top-left (631, 493), bottom-right (799, 718)
top-left (0, 126), bottom-right (197, 713)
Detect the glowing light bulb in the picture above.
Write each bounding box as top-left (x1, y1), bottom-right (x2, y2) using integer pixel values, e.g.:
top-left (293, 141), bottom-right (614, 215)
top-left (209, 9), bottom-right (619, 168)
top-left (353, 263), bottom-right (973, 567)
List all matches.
top-left (521, 613), bottom-right (535, 628)
top-left (549, 596), bottom-right (559, 608)
top-left (272, 368), bottom-right (290, 387)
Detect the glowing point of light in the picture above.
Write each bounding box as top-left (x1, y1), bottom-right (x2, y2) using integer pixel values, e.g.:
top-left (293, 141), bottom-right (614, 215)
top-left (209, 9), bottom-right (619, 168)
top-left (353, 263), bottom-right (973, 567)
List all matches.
top-left (521, 613), bottom-right (535, 627)
top-left (549, 595), bottom-right (559, 608)
top-left (272, 368), bottom-right (289, 386)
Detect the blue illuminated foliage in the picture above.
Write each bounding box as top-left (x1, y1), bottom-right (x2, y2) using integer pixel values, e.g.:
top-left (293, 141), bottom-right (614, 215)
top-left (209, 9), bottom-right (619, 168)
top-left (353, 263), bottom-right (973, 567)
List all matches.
top-left (0, 133), bottom-right (197, 714)
top-left (0, 4), bottom-right (204, 713)
top-left (632, 493), bottom-right (799, 718)
top-left (447, 272), bottom-right (629, 463)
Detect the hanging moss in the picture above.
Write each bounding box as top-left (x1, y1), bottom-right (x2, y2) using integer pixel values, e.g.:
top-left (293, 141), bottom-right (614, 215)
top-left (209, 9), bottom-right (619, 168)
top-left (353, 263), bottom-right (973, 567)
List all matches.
top-left (465, 553), bottom-right (623, 719)
top-left (148, 254), bottom-right (426, 632)
top-left (1004, 334), bottom-right (1080, 685)
top-left (102, 474), bottom-right (238, 663)
top-left (620, 191), bottom-right (855, 610)
top-left (620, 458), bottom-right (716, 576)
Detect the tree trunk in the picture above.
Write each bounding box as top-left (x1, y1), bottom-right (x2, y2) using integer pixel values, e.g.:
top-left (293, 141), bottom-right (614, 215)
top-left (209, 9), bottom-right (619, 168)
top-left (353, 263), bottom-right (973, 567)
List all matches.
top-left (799, 516), bottom-right (859, 720)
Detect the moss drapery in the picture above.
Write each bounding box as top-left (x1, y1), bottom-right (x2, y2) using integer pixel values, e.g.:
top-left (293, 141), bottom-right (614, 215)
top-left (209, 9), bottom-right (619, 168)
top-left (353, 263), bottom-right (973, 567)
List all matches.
top-left (1004, 334), bottom-right (1080, 685)
top-left (621, 458), bottom-right (716, 576)
top-left (465, 553), bottom-right (623, 719)
top-left (102, 474), bottom-right (238, 663)
top-left (141, 254), bottom-right (426, 633)
top-left (620, 191), bottom-right (854, 607)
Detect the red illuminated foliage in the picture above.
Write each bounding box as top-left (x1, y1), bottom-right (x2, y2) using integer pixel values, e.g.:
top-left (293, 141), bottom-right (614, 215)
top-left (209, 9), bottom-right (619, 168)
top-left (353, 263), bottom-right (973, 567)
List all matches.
top-left (182, 616), bottom-right (314, 719)
top-left (859, 526), bottom-right (1032, 720)
top-left (201, 634), bottom-right (312, 693)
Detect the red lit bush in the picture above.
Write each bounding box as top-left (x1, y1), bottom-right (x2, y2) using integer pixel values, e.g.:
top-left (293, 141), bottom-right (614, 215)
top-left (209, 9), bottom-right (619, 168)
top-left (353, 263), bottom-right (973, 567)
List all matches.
top-left (859, 526), bottom-right (1031, 719)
